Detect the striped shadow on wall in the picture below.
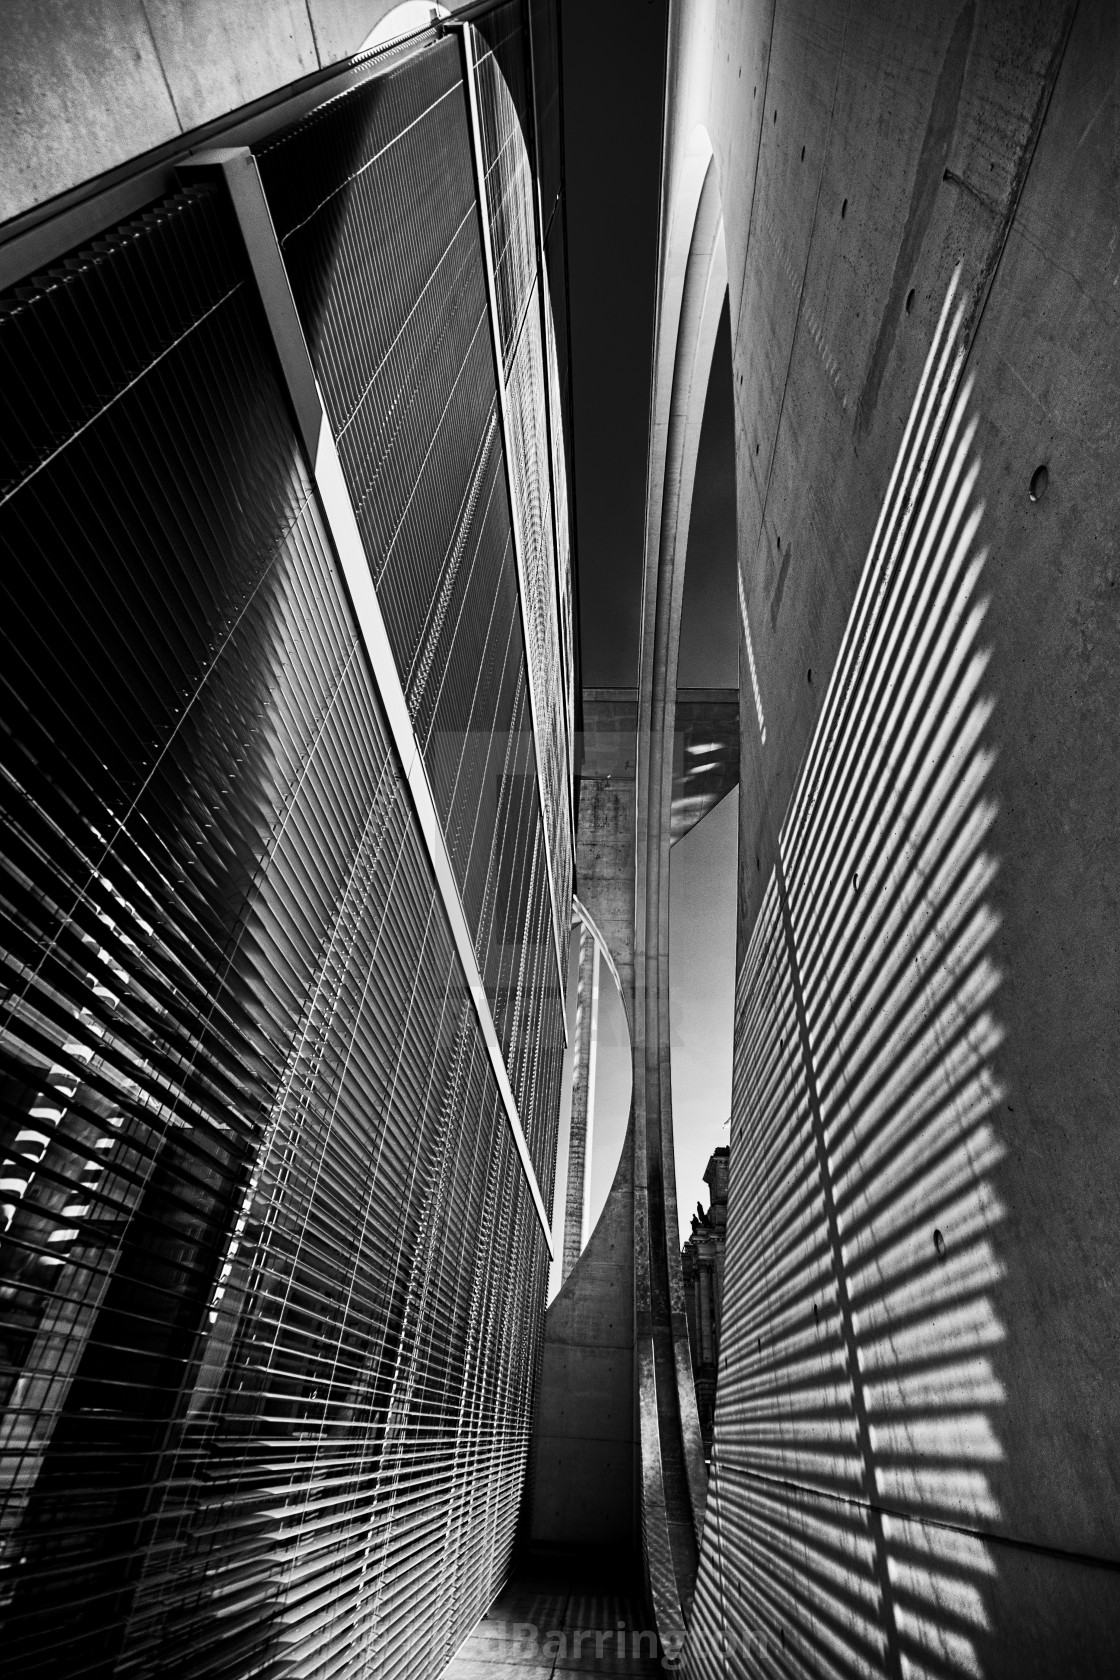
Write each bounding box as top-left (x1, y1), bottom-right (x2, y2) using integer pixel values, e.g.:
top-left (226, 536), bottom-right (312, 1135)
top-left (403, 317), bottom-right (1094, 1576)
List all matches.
top-left (687, 272), bottom-right (1009, 1680)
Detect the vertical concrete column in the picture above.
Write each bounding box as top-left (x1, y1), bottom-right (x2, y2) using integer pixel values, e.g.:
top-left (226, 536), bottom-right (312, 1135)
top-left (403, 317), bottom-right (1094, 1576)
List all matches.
top-left (562, 920), bottom-right (598, 1283)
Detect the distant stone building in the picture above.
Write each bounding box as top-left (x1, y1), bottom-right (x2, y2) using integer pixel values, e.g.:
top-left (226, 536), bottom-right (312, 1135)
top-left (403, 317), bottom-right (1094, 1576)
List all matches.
top-left (681, 1147), bottom-right (728, 1460)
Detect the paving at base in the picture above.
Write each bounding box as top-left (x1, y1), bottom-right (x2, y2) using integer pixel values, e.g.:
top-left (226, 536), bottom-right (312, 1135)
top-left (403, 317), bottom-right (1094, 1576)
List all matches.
top-left (441, 1546), bottom-right (664, 1676)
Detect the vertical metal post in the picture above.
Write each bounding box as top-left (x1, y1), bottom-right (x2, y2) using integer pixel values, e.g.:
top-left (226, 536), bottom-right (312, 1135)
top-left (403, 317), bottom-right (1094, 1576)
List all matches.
top-left (562, 917), bottom-right (598, 1282)
top-left (524, 0), bottom-right (577, 818)
top-left (454, 16), bottom-right (571, 1010)
top-left (178, 145), bottom-right (555, 1253)
top-left (581, 932), bottom-right (600, 1241)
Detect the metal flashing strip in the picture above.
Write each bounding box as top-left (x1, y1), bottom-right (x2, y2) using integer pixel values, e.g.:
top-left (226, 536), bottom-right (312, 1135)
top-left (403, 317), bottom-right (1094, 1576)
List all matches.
top-left (0, 34), bottom-right (432, 294)
top-left (180, 146), bottom-right (554, 1254)
top-left (524, 2), bottom-right (577, 822)
top-left (571, 893), bottom-right (624, 1003)
top-left (583, 932), bottom-right (600, 1240)
top-left (454, 18), bottom-right (570, 1013)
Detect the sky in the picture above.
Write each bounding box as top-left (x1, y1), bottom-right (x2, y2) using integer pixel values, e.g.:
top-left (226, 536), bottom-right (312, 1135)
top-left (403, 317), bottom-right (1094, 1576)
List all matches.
top-left (550, 0), bottom-right (739, 1276)
top-left (547, 777), bottom-right (736, 1299)
top-left (668, 789), bottom-right (737, 1243)
top-left (561, 0), bottom-right (669, 687)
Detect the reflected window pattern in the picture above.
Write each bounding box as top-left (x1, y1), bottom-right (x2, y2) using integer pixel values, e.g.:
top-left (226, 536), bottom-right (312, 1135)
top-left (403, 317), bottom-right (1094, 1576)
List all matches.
top-left (686, 273), bottom-right (1007, 1679)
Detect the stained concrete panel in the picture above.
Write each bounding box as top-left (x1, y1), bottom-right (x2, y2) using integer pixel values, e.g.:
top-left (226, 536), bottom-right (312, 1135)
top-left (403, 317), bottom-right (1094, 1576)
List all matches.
top-left (306, 0), bottom-right (400, 61)
top-left (653, 1), bottom-right (1120, 1672)
top-left (732, 1), bottom-right (1073, 890)
top-left (536, 1346), bottom-right (632, 1442)
top-left (0, 1), bottom-right (397, 229)
top-left (529, 1117), bottom-right (636, 1549)
top-left (723, 0), bottom-right (1119, 1570)
top-left (140, 0), bottom-right (318, 132)
top-left (0, 0), bottom-right (180, 222)
top-left (945, 0), bottom-right (1120, 1564)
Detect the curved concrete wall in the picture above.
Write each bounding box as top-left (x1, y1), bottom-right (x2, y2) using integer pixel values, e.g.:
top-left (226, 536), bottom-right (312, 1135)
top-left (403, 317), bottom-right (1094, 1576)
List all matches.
top-left (640, 0), bottom-right (1120, 1673)
top-left (528, 1114), bottom-right (637, 1547)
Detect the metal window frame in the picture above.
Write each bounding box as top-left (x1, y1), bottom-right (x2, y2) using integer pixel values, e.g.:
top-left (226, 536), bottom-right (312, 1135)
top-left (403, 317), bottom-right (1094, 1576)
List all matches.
top-left (178, 145), bottom-right (554, 1254)
top-left (523, 0), bottom-right (580, 816)
top-left (452, 16), bottom-right (572, 1010)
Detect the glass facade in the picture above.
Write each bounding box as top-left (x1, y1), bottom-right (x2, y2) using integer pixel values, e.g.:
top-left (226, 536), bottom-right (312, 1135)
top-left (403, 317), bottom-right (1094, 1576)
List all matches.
top-left (0, 9), bottom-right (574, 1677)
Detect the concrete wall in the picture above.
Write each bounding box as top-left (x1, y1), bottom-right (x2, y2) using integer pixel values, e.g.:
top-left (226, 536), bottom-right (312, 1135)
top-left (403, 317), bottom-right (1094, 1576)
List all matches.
top-left (646, 0), bottom-right (1120, 1674)
top-left (525, 693), bottom-right (643, 1548)
top-left (528, 1116), bottom-right (636, 1546)
top-left (0, 0), bottom-right (400, 225)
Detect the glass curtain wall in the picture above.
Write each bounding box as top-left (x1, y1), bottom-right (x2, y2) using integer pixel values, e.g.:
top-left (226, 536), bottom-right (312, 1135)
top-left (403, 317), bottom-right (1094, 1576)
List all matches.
top-left (0, 10), bottom-right (573, 1678)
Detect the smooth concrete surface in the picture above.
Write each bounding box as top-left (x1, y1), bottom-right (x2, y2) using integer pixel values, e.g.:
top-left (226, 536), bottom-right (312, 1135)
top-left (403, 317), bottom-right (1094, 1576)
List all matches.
top-left (0, 0), bottom-right (180, 222)
top-left (137, 0), bottom-right (318, 131)
top-left (640, 0), bottom-right (1120, 1674)
top-left (528, 1119), bottom-right (636, 1549)
top-left (0, 0), bottom-right (402, 224)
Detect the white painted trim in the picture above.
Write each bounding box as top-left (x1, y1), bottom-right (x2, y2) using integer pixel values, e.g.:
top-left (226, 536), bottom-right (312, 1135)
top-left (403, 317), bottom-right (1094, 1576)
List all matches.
top-left (182, 147), bottom-right (554, 1254)
top-left (582, 937), bottom-right (600, 1242)
top-left (571, 893), bottom-right (624, 1004)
